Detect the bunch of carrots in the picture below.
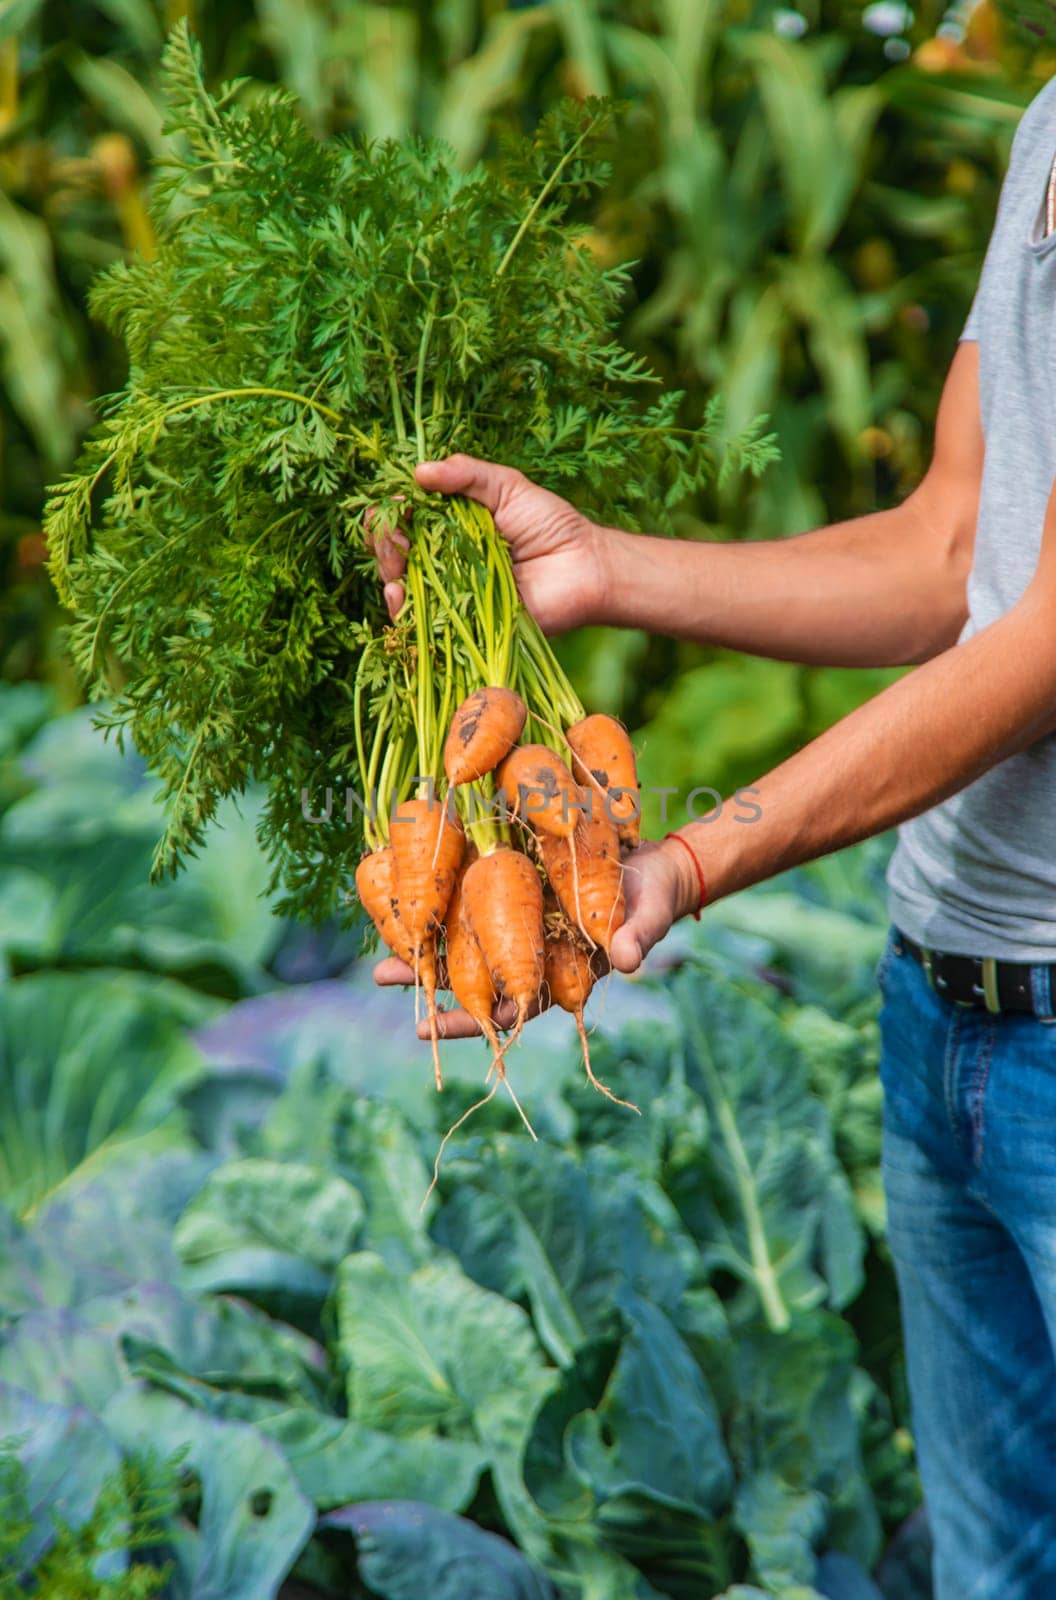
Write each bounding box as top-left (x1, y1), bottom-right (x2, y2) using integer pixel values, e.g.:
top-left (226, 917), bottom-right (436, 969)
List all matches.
top-left (356, 675), bottom-right (641, 1121)
top-left (44, 35), bottom-right (771, 1144)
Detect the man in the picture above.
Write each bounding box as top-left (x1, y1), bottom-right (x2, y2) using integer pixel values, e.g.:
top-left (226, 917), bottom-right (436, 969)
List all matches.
top-left (376, 79), bottom-right (1056, 1599)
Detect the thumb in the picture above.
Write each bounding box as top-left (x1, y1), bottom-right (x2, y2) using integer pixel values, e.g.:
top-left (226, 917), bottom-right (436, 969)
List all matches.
top-left (609, 923), bottom-right (644, 976)
top-left (608, 843), bottom-right (687, 975)
top-left (415, 454), bottom-right (522, 518)
top-left (609, 898), bottom-right (671, 975)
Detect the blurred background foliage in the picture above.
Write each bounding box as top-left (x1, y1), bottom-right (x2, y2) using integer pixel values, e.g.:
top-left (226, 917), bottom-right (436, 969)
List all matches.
top-left (0, 0), bottom-right (1048, 816)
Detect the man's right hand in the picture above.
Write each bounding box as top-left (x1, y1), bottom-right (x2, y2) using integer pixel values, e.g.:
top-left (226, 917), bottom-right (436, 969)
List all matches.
top-left (374, 454), bottom-right (610, 635)
top-left (372, 832), bottom-right (699, 1042)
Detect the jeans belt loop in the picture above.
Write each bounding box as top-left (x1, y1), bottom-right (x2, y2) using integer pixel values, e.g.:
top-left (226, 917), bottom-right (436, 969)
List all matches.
top-left (1031, 961), bottom-right (1056, 1021)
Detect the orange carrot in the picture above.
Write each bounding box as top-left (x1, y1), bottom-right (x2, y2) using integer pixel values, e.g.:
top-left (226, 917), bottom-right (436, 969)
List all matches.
top-left (357, 845), bottom-right (443, 1085)
top-left (443, 866), bottom-right (503, 1066)
top-left (355, 847), bottom-right (416, 967)
top-left (389, 796), bottom-right (464, 942)
top-left (460, 847), bottom-right (545, 1040)
top-left (496, 743), bottom-right (579, 838)
top-left (545, 927), bottom-right (594, 1010)
top-left (545, 931), bottom-right (638, 1112)
top-left (444, 687), bottom-right (526, 786)
top-left (434, 859), bottom-right (538, 1158)
top-left (390, 796), bottom-right (465, 1090)
top-left (540, 785), bottom-right (624, 954)
top-left (566, 713), bottom-right (640, 849)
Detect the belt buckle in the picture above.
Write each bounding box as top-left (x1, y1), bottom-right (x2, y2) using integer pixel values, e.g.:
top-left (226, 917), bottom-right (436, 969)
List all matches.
top-left (975, 956), bottom-right (1001, 1015)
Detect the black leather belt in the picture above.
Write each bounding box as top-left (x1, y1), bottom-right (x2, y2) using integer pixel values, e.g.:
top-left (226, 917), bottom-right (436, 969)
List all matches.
top-left (899, 932), bottom-right (1041, 1015)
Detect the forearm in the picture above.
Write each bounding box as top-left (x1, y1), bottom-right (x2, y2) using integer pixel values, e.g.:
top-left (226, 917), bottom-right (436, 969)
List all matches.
top-left (671, 593), bottom-right (1056, 909)
top-left (593, 493), bottom-right (970, 668)
top-left (591, 343), bottom-right (982, 668)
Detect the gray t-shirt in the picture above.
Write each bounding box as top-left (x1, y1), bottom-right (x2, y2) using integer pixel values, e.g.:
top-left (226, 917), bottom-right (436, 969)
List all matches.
top-left (887, 77), bottom-right (1056, 960)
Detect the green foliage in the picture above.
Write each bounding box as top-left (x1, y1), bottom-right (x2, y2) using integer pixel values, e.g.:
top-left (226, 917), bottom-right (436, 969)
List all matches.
top-left (0, 693), bottom-right (282, 996)
top-left (0, 716), bottom-right (921, 1600)
top-left (0, 1443), bottom-right (176, 1600)
top-left (664, 967), bottom-right (864, 1328)
top-left (319, 1500), bottom-right (557, 1600)
top-left (0, 14), bottom-right (995, 1589)
top-left (175, 1158), bottom-right (365, 1302)
top-left (45, 24), bottom-right (773, 916)
top-left (995, 0), bottom-right (1056, 46)
top-left (1, 0), bottom-right (1044, 843)
top-left (0, 969), bottom-right (208, 1216)
top-left (0, 698), bottom-right (310, 1218)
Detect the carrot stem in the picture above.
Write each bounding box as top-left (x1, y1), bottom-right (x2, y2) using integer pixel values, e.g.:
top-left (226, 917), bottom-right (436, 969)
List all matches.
top-left (413, 306), bottom-right (436, 462)
top-left (495, 109), bottom-right (604, 279)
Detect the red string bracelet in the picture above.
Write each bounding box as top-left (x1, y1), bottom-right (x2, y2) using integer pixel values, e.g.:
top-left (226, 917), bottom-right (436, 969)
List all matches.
top-left (663, 832), bottom-right (707, 921)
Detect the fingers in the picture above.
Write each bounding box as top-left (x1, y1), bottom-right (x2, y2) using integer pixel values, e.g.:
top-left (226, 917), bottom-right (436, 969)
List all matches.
top-left (413, 993), bottom-right (525, 1041)
top-left (364, 507), bottom-right (409, 577)
top-left (415, 454), bottom-right (523, 518)
top-left (374, 459), bottom-right (523, 621)
top-left (374, 955), bottom-right (416, 986)
top-left (375, 957), bottom-right (527, 1038)
top-left (371, 530), bottom-right (408, 583)
top-left (365, 506), bottom-right (410, 621)
top-left (416, 1007), bottom-right (481, 1041)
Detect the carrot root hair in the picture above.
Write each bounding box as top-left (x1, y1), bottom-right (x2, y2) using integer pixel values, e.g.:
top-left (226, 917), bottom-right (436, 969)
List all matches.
top-left (498, 1062), bottom-right (538, 1141)
top-left (421, 1076), bottom-right (502, 1212)
top-left (480, 1030), bottom-right (536, 1139)
top-left (602, 863), bottom-right (625, 954)
top-left (420, 1046), bottom-right (538, 1212)
top-left (416, 945), bottom-right (442, 1091)
top-left (574, 1007), bottom-right (639, 1113)
top-left (504, 997), bottom-right (533, 1055)
top-left (428, 1006), bottom-right (442, 1091)
top-left (430, 798), bottom-right (455, 875)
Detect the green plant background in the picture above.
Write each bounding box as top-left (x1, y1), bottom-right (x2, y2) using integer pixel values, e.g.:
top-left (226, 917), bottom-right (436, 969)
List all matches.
top-left (0, 3), bottom-right (1049, 1597)
top-left (2, 0), bottom-right (1047, 790)
top-left (0, 684), bottom-right (913, 1599)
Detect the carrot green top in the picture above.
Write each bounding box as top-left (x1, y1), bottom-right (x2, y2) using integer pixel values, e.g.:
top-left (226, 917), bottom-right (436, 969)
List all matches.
top-left (45, 22), bottom-right (776, 925)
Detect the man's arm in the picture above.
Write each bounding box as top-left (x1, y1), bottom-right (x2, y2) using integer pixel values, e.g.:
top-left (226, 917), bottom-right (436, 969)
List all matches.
top-left (374, 342), bottom-right (994, 1018)
top-left (384, 343), bottom-right (983, 667)
top-left (381, 511), bottom-right (1056, 1015)
top-left (595, 342), bottom-right (983, 666)
top-left (639, 469), bottom-right (1056, 961)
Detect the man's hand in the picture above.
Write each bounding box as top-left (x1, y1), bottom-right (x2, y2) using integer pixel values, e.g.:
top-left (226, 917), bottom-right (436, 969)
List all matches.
top-left (374, 454), bottom-right (609, 635)
top-left (372, 838), bottom-right (698, 1041)
top-left (367, 451), bottom-right (702, 1039)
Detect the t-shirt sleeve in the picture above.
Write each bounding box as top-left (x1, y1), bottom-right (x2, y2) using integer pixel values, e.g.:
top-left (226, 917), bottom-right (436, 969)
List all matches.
top-left (961, 291), bottom-right (981, 343)
top-left (958, 82), bottom-right (1056, 344)
top-left (957, 86), bottom-right (1051, 345)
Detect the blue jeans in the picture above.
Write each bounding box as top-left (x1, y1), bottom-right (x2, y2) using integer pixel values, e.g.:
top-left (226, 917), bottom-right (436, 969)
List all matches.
top-left (878, 929), bottom-right (1056, 1600)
